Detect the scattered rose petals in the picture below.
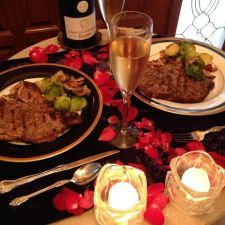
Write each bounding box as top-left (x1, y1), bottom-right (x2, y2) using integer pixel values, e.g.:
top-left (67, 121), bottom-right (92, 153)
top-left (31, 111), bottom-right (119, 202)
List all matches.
top-left (151, 193), bottom-right (169, 210)
top-left (208, 151), bottom-right (225, 168)
top-left (81, 50), bottom-right (99, 65)
top-left (144, 145), bottom-right (159, 161)
top-left (29, 47), bottom-right (48, 63)
top-left (117, 103), bottom-right (138, 121)
top-left (116, 160), bottom-right (124, 165)
top-left (53, 193), bottom-right (66, 211)
top-left (184, 140), bottom-right (205, 151)
top-left (93, 69), bottom-right (111, 86)
top-left (79, 190), bottom-right (94, 209)
top-left (107, 115), bottom-right (119, 125)
top-left (98, 126), bottom-right (116, 142)
top-left (43, 44), bottom-right (60, 54)
top-left (134, 118), bottom-right (155, 130)
top-left (144, 204), bottom-right (165, 225)
top-left (64, 57), bottom-right (83, 70)
top-left (53, 187), bottom-right (94, 216)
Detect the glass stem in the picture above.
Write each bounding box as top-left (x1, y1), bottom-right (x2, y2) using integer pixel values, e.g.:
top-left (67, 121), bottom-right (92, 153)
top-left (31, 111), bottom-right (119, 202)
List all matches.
top-left (121, 91), bottom-right (131, 135)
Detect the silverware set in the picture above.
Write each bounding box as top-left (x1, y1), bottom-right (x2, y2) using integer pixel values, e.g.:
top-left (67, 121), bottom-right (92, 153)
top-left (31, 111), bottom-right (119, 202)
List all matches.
top-left (0, 150), bottom-right (120, 206)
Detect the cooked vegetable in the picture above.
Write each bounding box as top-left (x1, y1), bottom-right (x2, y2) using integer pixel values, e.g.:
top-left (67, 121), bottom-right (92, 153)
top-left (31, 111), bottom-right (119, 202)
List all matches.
top-left (185, 64), bottom-right (204, 81)
top-left (54, 95), bottom-right (71, 111)
top-left (45, 83), bottom-right (62, 102)
top-left (200, 53), bottom-right (213, 65)
top-left (70, 96), bottom-right (87, 112)
top-left (165, 43), bottom-right (180, 57)
top-left (179, 41), bottom-right (196, 59)
top-left (36, 78), bottom-right (52, 93)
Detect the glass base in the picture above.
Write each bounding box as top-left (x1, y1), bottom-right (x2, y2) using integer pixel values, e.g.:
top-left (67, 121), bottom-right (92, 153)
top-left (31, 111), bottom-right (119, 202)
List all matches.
top-left (110, 125), bottom-right (138, 149)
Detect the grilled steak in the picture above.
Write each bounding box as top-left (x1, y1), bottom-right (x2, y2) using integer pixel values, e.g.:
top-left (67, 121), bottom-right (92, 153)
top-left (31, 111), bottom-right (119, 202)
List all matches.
top-left (138, 57), bottom-right (215, 103)
top-left (0, 81), bottom-right (82, 144)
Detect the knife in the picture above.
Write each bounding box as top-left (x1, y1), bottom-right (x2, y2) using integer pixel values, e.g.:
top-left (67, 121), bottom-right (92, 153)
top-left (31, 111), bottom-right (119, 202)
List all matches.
top-left (0, 150), bottom-right (120, 194)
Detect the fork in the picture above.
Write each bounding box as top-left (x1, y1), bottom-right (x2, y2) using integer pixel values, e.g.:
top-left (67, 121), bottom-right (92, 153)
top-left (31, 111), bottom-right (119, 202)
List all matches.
top-left (172, 125), bottom-right (225, 143)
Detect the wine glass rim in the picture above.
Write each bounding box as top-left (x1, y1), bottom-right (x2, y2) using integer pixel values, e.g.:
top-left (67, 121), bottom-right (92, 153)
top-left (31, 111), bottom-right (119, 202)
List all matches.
top-left (111, 10), bottom-right (153, 26)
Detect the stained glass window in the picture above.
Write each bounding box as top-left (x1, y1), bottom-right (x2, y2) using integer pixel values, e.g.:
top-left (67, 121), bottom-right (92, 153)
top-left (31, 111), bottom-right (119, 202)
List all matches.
top-left (176, 0), bottom-right (225, 49)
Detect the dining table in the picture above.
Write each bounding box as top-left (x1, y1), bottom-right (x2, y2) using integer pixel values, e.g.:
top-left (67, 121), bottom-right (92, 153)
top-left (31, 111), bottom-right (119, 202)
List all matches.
top-left (1, 29), bottom-right (225, 225)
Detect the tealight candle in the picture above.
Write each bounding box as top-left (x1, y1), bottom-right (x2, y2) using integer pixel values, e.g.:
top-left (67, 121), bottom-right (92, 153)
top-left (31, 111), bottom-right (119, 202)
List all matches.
top-left (94, 164), bottom-right (147, 225)
top-left (108, 181), bottom-right (139, 210)
top-left (181, 167), bottom-right (210, 192)
top-left (165, 151), bottom-right (225, 215)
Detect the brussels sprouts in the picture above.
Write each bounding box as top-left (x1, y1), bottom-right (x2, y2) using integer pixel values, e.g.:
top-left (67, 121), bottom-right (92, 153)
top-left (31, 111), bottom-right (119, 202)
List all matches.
top-left (165, 43), bottom-right (180, 57)
top-left (179, 41), bottom-right (196, 59)
top-left (45, 83), bottom-right (62, 102)
top-left (70, 96), bottom-right (87, 112)
top-left (36, 78), bottom-right (52, 93)
top-left (54, 95), bottom-right (71, 111)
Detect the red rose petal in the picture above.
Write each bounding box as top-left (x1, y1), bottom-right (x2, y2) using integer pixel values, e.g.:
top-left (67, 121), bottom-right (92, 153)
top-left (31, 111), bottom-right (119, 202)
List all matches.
top-left (64, 57), bottom-right (83, 70)
top-left (161, 132), bottom-right (172, 152)
top-left (43, 44), bottom-right (60, 54)
top-left (97, 52), bottom-right (108, 59)
top-left (116, 160), bottom-right (124, 165)
top-left (79, 190), bottom-right (94, 209)
top-left (81, 50), bottom-right (99, 65)
top-left (208, 151), bottom-right (225, 168)
top-left (144, 204), bottom-right (165, 225)
top-left (151, 193), bottom-right (169, 210)
top-left (98, 126), bottom-right (117, 142)
top-left (72, 207), bottom-right (84, 216)
top-left (107, 115), bottom-right (119, 125)
top-left (144, 145), bottom-right (159, 160)
top-left (29, 48), bottom-right (48, 63)
top-left (93, 69), bottom-right (111, 86)
top-left (184, 140), bottom-right (205, 151)
top-left (117, 104), bottom-right (138, 121)
top-left (53, 193), bottom-right (66, 211)
top-left (147, 183), bottom-right (165, 198)
top-left (134, 118), bottom-right (154, 130)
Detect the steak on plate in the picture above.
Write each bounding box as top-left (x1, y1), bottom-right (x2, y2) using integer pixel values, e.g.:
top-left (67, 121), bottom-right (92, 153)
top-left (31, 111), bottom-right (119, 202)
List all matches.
top-left (0, 81), bottom-right (82, 144)
top-left (138, 57), bottom-right (215, 103)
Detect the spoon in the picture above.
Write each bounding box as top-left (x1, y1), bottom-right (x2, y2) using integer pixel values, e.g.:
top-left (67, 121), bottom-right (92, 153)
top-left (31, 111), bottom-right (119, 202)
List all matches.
top-left (9, 162), bottom-right (102, 206)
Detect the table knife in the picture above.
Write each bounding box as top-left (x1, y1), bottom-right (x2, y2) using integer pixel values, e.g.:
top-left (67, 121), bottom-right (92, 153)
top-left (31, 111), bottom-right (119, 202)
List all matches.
top-left (0, 150), bottom-right (120, 194)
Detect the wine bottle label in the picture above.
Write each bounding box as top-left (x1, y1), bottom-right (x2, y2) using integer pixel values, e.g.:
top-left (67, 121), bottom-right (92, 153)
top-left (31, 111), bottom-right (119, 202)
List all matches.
top-left (64, 12), bottom-right (96, 40)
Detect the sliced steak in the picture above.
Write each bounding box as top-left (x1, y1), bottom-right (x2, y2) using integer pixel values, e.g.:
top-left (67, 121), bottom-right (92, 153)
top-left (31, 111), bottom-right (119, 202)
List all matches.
top-left (138, 58), bottom-right (215, 103)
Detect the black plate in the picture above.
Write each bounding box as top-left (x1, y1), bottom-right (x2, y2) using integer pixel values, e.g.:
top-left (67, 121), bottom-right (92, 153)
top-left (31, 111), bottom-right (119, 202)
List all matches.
top-left (0, 63), bottom-right (103, 163)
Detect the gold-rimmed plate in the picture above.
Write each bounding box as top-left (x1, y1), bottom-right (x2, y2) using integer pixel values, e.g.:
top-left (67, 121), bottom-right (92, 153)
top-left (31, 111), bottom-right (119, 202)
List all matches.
top-left (134, 37), bottom-right (225, 116)
top-left (0, 63), bottom-right (103, 162)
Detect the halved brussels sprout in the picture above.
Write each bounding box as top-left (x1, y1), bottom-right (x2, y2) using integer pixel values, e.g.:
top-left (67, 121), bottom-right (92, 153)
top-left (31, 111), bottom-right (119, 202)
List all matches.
top-left (70, 96), bottom-right (87, 112)
top-left (54, 95), bottom-right (71, 111)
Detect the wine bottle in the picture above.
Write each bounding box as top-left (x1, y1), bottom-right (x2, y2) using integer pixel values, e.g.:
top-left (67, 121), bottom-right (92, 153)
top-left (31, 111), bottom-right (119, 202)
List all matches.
top-left (58, 0), bottom-right (97, 49)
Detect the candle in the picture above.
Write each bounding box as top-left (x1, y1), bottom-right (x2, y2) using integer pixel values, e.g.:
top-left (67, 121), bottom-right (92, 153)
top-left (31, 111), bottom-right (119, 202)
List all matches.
top-left (181, 167), bottom-right (210, 192)
top-left (108, 181), bottom-right (139, 210)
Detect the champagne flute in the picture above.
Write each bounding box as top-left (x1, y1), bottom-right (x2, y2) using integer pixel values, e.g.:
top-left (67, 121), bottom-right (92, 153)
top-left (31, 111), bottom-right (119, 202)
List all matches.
top-left (109, 11), bottom-right (153, 149)
top-left (98, 0), bottom-right (125, 35)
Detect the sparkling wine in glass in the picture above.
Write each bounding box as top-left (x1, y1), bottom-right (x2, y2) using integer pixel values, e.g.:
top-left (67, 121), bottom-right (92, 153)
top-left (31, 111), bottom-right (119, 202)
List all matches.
top-left (98, 0), bottom-right (125, 32)
top-left (110, 11), bottom-right (153, 149)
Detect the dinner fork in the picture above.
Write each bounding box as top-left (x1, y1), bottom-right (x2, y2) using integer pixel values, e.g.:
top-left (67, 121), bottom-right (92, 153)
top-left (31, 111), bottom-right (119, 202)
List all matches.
top-left (172, 125), bottom-right (225, 143)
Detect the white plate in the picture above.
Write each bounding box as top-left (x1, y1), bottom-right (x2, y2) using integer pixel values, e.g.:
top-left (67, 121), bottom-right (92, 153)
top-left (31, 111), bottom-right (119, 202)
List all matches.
top-left (134, 38), bottom-right (225, 116)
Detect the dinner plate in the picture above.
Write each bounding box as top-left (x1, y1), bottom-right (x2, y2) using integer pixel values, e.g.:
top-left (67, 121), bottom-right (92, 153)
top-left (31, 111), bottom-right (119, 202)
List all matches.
top-left (134, 37), bottom-right (225, 116)
top-left (0, 63), bottom-right (103, 162)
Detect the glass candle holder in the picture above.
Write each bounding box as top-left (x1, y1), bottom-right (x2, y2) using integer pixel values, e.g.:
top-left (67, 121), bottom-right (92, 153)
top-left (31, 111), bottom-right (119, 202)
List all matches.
top-left (94, 164), bottom-right (147, 225)
top-left (165, 150), bottom-right (225, 215)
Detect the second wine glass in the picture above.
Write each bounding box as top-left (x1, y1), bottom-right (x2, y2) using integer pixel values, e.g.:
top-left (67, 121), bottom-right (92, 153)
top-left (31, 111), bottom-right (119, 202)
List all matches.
top-left (109, 11), bottom-right (153, 149)
top-left (98, 0), bottom-right (125, 35)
